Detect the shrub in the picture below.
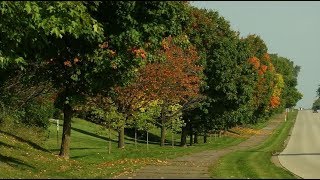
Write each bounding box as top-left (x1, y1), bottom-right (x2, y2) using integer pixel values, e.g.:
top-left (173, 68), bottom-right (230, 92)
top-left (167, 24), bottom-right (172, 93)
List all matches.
top-left (20, 98), bottom-right (55, 129)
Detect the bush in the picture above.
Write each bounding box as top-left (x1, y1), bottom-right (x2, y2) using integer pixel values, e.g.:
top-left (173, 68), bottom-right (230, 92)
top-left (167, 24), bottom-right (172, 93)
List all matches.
top-left (20, 98), bottom-right (55, 129)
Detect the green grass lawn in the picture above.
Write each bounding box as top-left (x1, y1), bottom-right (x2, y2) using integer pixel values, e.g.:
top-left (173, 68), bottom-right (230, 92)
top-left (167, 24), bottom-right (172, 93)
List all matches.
top-left (0, 117), bottom-right (247, 178)
top-left (209, 110), bottom-right (298, 179)
top-left (1, 110), bottom-right (293, 178)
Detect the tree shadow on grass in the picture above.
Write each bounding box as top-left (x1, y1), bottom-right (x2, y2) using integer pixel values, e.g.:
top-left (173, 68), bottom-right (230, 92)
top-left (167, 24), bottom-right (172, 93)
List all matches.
top-left (70, 147), bottom-right (103, 150)
top-left (70, 127), bottom-right (178, 146)
top-left (48, 147), bottom-right (104, 151)
top-left (71, 154), bottom-right (96, 159)
top-left (0, 130), bottom-right (49, 153)
top-left (124, 128), bottom-right (161, 144)
top-left (124, 128), bottom-right (180, 146)
top-left (0, 141), bottom-right (16, 149)
top-left (71, 127), bottom-right (118, 143)
top-left (0, 154), bottom-right (35, 170)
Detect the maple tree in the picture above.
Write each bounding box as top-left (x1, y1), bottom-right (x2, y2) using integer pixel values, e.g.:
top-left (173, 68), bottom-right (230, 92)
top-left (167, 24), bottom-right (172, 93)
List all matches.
top-left (247, 51), bottom-right (289, 123)
top-left (270, 54), bottom-right (302, 109)
top-left (111, 82), bottom-right (148, 149)
top-left (119, 35), bottom-right (203, 146)
top-left (0, 2), bottom-right (106, 159)
top-left (243, 34), bottom-right (279, 122)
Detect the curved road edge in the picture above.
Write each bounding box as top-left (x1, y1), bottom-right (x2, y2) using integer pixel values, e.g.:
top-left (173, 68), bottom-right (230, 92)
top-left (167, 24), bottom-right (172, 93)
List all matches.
top-left (276, 110), bottom-right (302, 179)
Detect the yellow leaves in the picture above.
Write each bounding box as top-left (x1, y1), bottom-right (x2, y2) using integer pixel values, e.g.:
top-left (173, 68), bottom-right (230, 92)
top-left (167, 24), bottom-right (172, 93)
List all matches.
top-left (225, 126), bottom-right (266, 138)
top-left (269, 73), bottom-right (284, 109)
top-left (102, 158), bottom-right (169, 178)
top-left (93, 24), bottom-right (99, 33)
top-left (269, 63), bottom-right (275, 72)
top-left (97, 158), bottom-right (168, 168)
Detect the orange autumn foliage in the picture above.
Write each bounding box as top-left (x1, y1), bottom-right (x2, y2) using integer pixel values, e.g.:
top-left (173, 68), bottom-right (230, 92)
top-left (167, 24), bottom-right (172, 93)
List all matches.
top-left (114, 35), bottom-right (203, 110)
top-left (248, 53), bottom-right (282, 110)
top-left (248, 56), bottom-right (260, 69)
top-left (261, 64), bottom-right (268, 73)
top-left (270, 95), bottom-right (280, 108)
top-left (137, 36), bottom-right (203, 104)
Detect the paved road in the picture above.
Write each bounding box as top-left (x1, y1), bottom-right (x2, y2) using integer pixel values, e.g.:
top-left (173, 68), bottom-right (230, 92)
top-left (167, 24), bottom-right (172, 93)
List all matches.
top-left (114, 115), bottom-right (284, 179)
top-left (278, 110), bottom-right (320, 179)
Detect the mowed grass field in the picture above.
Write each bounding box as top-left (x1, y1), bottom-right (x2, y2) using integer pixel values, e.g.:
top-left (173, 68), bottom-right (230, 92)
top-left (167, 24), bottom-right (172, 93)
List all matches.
top-left (0, 110), bottom-right (297, 179)
top-left (209, 110), bottom-right (299, 179)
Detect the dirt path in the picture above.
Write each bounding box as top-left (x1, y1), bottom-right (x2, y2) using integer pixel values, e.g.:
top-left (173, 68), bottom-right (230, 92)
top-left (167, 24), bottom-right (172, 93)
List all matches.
top-left (114, 116), bottom-right (284, 179)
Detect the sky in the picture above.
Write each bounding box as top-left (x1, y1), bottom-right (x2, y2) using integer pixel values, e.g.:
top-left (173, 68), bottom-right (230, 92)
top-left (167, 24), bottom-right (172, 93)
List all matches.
top-left (191, 1), bottom-right (320, 109)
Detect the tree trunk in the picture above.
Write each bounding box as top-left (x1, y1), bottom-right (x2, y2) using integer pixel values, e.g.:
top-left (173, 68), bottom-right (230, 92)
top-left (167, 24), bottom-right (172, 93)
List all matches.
top-left (194, 132), bottom-right (198, 144)
top-left (204, 131), bottom-right (208, 143)
top-left (108, 123), bottom-right (111, 154)
top-left (189, 125), bottom-right (193, 146)
top-left (147, 130), bottom-right (149, 151)
top-left (171, 130), bottom-right (174, 148)
top-left (160, 107), bottom-right (166, 147)
top-left (118, 126), bottom-right (125, 149)
top-left (160, 123), bottom-right (166, 146)
top-left (134, 127), bottom-right (137, 149)
top-left (59, 103), bottom-right (73, 159)
top-left (189, 133), bottom-right (193, 146)
top-left (180, 125), bottom-right (188, 147)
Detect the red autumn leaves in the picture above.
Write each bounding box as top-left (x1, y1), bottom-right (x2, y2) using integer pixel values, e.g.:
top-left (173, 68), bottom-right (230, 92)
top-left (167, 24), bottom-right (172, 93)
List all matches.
top-left (137, 36), bottom-right (202, 104)
top-left (114, 35), bottom-right (203, 110)
top-left (248, 56), bottom-right (268, 76)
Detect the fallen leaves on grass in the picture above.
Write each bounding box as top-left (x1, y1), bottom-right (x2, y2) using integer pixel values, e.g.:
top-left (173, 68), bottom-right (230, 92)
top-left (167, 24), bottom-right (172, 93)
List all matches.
top-left (98, 158), bottom-right (169, 168)
top-left (224, 126), bottom-right (270, 138)
top-left (98, 158), bottom-right (169, 178)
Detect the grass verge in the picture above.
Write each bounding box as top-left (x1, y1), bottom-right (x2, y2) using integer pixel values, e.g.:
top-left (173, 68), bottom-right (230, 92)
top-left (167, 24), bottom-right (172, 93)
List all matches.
top-left (209, 110), bottom-right (298, 179)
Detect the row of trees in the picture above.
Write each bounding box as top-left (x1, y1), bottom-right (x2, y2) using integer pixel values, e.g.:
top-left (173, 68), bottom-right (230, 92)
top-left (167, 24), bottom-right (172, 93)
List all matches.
top-left (0, 1), bottom-right (302, 159)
